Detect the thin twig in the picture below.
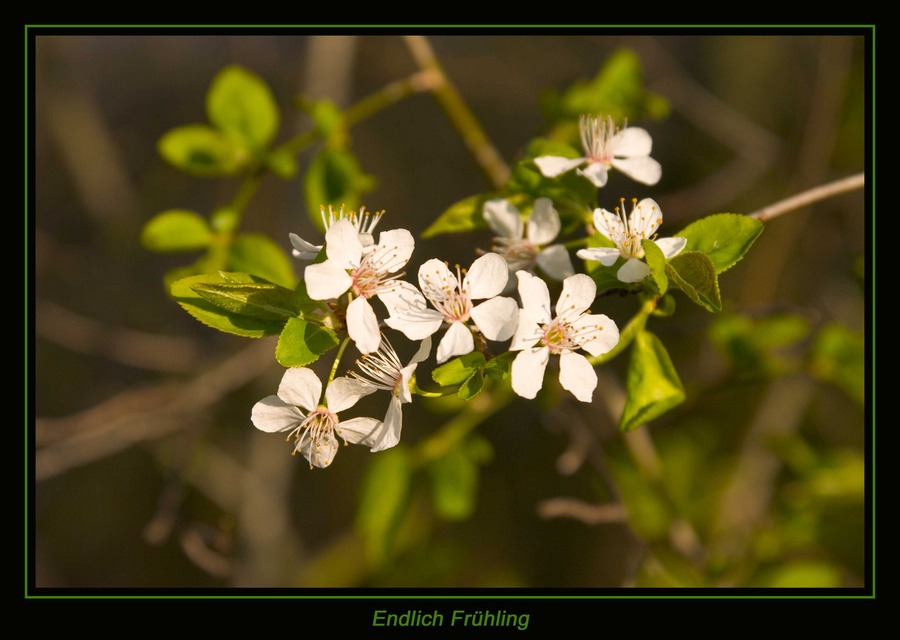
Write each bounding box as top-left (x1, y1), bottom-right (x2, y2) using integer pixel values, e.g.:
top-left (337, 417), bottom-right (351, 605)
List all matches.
top-left (537, 498), bottom-right (626, 525)
top-left (402, 35), bottom-right (510, 189)
top-left (748, 172), bottom-right (865, 222)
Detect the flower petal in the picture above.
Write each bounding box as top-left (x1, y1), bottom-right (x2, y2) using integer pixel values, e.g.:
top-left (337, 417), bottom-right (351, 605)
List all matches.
top-left (508, 313), bottom-right (542, 352)
top-left (419, 258), bottom-right (458, 300)
top-left (483, 198), bottom-right (523, 239)
top-left (592, 207), bottom-right (626, 244)
top-left (536, 244), bottom-right (575, 280)
top-left (533, 155), bottom-right (585, 178)
top-left (374, 228), bottom-right (415, 273)
top-left (289, 233), bottom-right (322, 260)
top-left (572, 313), bottom-right (620, 357)
top-left (324, 218), bottom-right (364, 269)
top-left (251, 395), bottom-right (304, 433)
top-left (612, 156), bottom-right (662, 185)
top-left (627, 198), bottom-right (663, 238)
top-left (654, 236), bottom-right (687, 259)
top-left (577, 162), bottom-right (609, 188)
top-left (555, 273), bottom-right (596, 318)
top-left (370, 399), bottom-right (403, 452)
top-left (558, 351), bottom-right (598, 403)
top-left (436, 320), bottom-right (474, 364)
top-left (338, 416), bottom-right (386, 449)
top-left (526, 197), bottom-right (561, 246)
top-left (471, 296), bottom-right (519, 342)
top-left (465, 252), bottom-right (509, 299)
top-left (576, 246), bottom-right (621, 267)
top-left (617, 258), bottom-right (651, 283)
top-left (325, 376), bottom-right (377, 413)
top-left (379, 280), bottom-right (426, 316)
top-left (610, 126), bottom-right (653, 157)
top-left (297, 434), bottom-right (340, 469)
top-left (515, 270), bottom-right (551, 325)
top-left (385, 307), bottom-right (445, 341)
top-left (278, 367), bottom-right (322, 411)
top-left (511, 347), bottom-right (549, 399)
top-left (346, 296), bottom-right (381, 354)
top-left (304, 260), bottom-right (353, 300)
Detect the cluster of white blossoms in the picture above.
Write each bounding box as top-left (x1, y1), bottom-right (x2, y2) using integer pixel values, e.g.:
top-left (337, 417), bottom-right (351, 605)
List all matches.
top-left (252, 114), bottom-right (682, 468)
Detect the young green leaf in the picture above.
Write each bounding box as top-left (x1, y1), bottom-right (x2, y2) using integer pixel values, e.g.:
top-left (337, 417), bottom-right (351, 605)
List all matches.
top-left (665, 251), bottom-right (722, 313)
top-left (304, 147), bottom-right (375, 229)
top-left (641, 238), bottom-right (669, 296)
top-left (191, 282), bottom-right (299, 321)
top-left (421, 193), bottom-right (499, 239)
top-left (141, 209), bottom-right (212, 252)
top-left (675, 213), bottom-right (764, 274)
top-left (275, 317), bottom-right (340, 367)
top-left (206, 65), bottom-right (280, 151)
top-left (157, 124), bottom-right (248, 177)
top-left (458, 370), bottom-right (485, 400)
top-left (229, 233), bottom-right (297, 289)
top-left (483, 351), bottom-right (515, 380)
top-left (170, 272), bottom-right (290, 338)
top-left (356, 447), bottom-right (413, 566)
top-left (428, 447), bottom-right (480, 521)
top-left (432, 352), bottom-right (486, 387)
top-left (620, 330), bottom-right (685, 432)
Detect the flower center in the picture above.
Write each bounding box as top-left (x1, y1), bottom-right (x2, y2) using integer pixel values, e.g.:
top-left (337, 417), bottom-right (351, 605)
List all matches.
top-left (350, 244), bottom-right (407, 298)
top-left (492, 237), bottom-right (538, 272)
top-left (351, 339), bottom-right (404, 397)
top-left (601, 197), bottom-right (663, 259)
top-left (580, 114), bottom-right (617, 165)
top-left (288, 407), bottom-right (339, 466)
top-left (420, 263), bottom-right (473, 323)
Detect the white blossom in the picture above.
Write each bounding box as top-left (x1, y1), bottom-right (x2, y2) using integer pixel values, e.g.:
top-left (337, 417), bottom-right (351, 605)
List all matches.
top-left (509, 271), bottom-right (619, 402)
top-left (483, 197), bottom-right (574, 281)
top-left (251, 367), bottom-right (384, 468)
top-left (349, 336), bottom-right (432, 452)
top-left (384, 253), bottom-right (519, 364)
top-left (534, 114), bottom-right (661, 188)
top-left (304, 217), bottom-right (415, 354)
top-left (576, 197), bottom-right (686, 284)
top-left (290, 204), bottom-right (383, 260)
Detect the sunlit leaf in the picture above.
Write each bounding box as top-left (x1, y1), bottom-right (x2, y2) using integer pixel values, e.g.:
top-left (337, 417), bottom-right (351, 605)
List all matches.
top-left (642, 238), bottom-right (668, 296)
top-left (620, 330), bottom-right (685, 432)
top-left (356, 447), bottom-right (413, 566)
top-left (170, 272), bottom-right (289, 337)
top-left (157, 124), bottom-right (248, 177)
top-left (665, 251), bottom-right (722, 312)
top-left (675, 213), bottom-right (764, 274)
top-left (207, 65), bottom-right (280, 151)
top-left (141, 209), bottom-right (212, 252)
top-left (275, 317), bottom-right (340, 367)
top-left (229, 233), bottom-right (297, 288)
top-left (304, 147), bottom-right (375, 230)
top-left (432, 352), bottom-right (486, 387)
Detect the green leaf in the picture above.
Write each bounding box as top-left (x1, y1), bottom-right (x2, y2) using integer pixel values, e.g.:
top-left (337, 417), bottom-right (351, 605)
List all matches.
top-left (542, 48), bottom-right (670, 125)
top-left (421, 193), bottom-right (502, 239)
top-left (651, 294), bottom-right (676, 318)
top-left (157, 124), bottom-right (248, 176)
top-left (620, 330), bottom-right (685, 432)
top-left (641, 238), bottom-right (668, 296)
top-left (665, 251), bottom-right (722, 313)
top-left (275, 317), bottom-right (340, 367)
top-left (207, 65), bottom-right (280, 151)
top-left (483, 351), bottom-right (515, 380)
top-left (170, 272), bottom-right (290, 337)
top-left (309, 99), bottom-right (345, 139)
top-left (141, 209), bottom-right (212, 253)
top-left (191, 282), bottom-right (299, 321)
top-left (356, 447), bottom-right (413, 566)
top-left (458, 370), bottom-right (485, 400)
top-left (675, 213), bottom-right (764, 274)
top-left (304, 147), bottom-right (375, 229)
top-left (809, 323), bottom-right (865, 404)
top-left (229, 233), bottom-right (297, 288)
top-left (265, 148), bottom-right (298, 179)
top-left (432, 352), bottom-right (486, 387)
top-left (709, 312), bottom-right (811, 376)
top-left (428, 447), bottom-right (480, 521)
top-left (506, 138), bottom-right (597, 210)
